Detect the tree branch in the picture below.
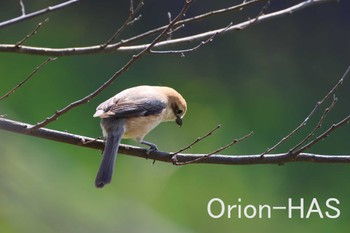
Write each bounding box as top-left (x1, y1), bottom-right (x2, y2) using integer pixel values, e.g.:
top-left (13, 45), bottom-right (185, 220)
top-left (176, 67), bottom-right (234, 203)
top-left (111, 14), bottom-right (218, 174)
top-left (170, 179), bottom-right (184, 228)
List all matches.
top-left (1, 117), bottom-right (350, 165)
top-left (0, 0), bottom-right (80, 29)
top-left (0, 57), bottom-right (56, 101)
top-left (15, 18), bottom-right (49, 46)
top-left (288, 95), bottom-right (337, 154)
top-left (172, 131), bottom-right (254, 166)
top-left (151, 0), bottom-right (271, 55)
top-left (100, 0), bottom-right (144, 49)
top-left (116, 0), bottom-right (333, 52)
top-left (294, 114), bottom-right (350, 155)
top-left (150, 22), bottom-right (233, 55)
top-left (30, 0), bottom-right (195, 130)
top-left (261, 64), bottom-right (350, 157)
top-left (19, 0), bottom-right (26, 16)
top-left (171, 124), bottom-right (221, 156)
top-left (0, 0), bottom-right (334, 56)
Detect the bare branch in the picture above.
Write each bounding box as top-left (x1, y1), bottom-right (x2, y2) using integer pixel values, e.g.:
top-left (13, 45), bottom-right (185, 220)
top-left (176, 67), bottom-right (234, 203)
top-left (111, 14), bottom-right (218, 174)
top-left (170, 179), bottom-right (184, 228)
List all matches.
top-left (260, 65), bottom-right (350, 157)
top-left (116, 0), bottom-right (334, 53)
top-left (0, 117), bottom-right (103, 150)
top-left (0, 0), bottom-right (331, 56)
top-left (150, 22), bottom-right (232, 55)
top-left (124, 0), bottom-right (267, 46)
top-left (173, 131), bottom-right (254, 166)
top-left (1, 117), bottom-right (349, 165)
top-left (240, 0), bottom-right (249, 11)
top-left (171, 125), bottom-right (221, 157)
top-left (30, 0), bottom-right (195, 130)
top-left (289, 95), bottom-right (338, 154)
top-left (130, 0), bottom-right (134, 15)
top-left (0, 57), bottom-right (56, 101)
top-left (250, 0), bottom-right (271, 24)
top-left (0, 0), bottom-right (79, 29)
top-left (16, 18), bottom-right (49, 46)
top-left (19, 0), bottom-right (26, 16)
top-left (167, 12), bottom-right (173, 40)
top-left (294, 114), bottom-right (350, 155)
top-left (154, 0), bottom-right (269, 56)
top-left (101, 0), bottom-right (144, 49)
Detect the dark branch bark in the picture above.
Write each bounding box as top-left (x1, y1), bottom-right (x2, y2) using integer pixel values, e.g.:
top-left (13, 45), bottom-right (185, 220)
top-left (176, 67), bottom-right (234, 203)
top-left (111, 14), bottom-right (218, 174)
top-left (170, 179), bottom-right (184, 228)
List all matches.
top-left (1, 117), bottom-right (350, 165)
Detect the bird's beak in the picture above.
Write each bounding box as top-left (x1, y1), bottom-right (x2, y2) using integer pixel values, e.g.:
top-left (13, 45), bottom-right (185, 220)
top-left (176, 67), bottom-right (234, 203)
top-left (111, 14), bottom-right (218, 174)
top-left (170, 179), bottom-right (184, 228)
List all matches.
top-left (176, 116), bottom-right (182, 127)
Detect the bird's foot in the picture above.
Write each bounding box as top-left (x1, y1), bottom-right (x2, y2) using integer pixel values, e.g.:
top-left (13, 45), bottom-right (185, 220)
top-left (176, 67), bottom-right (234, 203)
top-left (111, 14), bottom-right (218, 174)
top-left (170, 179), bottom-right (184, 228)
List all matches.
top-left (141, 140), bottom-right (159, 157)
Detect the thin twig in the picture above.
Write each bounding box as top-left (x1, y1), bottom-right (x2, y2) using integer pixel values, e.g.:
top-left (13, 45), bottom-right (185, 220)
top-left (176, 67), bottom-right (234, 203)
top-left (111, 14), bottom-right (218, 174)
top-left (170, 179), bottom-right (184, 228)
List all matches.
top-left (127, 14), bottom-right (142, 27)
top-left (0, 57), bottom-right (56, 101)
top-left (240, 0), bottom-right (248, 11)
top-left (295, 114), bottom-right (350, 155)
top-left (173, 131), bottom-right (254, 165)
top-left (250, 0), bottom-right (270, 24)
top-left (172, 125), bottom-right (221, 157)
top-left (151, 22), bottom-right (232, 55)
top-left (30, 0), bottom-right (195, 130)
top-left (16, 18), bottom-right (49, 46)
top-left (101, 0), bottom-right (144, 49)
top-left (260, 65), bottom-right (350, 157)
top-left (238, 0), bottom-right (271, 31)
top-left (122, 0), bottom-right (266, 47)
top-left (167, 24), bottom-right (185, 36)
top-left (160, 124), bottom-right (221, 166)
top-left (289, 95), bottom-right (338, 155)
top-left (151, 1), bottom-right (270, 60)
top-left (167, 12), bottom-right (173, 40)
top-left (19, 0), bottom-right (26, 16)
top-left (0, 0), bottom-right (79, 29)
top-left (130, 0), bottom-right (134, 15)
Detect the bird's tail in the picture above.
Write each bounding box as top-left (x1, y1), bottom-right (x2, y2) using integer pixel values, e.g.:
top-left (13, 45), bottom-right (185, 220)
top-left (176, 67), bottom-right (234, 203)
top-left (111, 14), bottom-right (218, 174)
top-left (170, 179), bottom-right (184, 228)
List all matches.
top-left (95, 119), bottom-right (125, 188)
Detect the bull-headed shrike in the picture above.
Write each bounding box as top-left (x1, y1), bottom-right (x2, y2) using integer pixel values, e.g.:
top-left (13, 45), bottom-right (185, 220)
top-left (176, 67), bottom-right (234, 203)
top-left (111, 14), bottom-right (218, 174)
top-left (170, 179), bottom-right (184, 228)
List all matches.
top-left (93, 85), bottom-right (187, 188)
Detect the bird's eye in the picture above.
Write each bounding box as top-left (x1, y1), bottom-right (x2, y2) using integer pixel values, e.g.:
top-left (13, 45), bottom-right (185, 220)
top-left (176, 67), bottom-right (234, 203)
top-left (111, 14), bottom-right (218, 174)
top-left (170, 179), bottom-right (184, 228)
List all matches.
top-left (176, 109), bottom-right (183, 115)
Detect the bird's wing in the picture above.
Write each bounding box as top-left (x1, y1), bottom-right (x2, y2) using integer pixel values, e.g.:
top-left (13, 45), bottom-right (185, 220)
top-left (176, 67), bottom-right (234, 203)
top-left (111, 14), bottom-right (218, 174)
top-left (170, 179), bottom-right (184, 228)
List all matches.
top-left (95, 98), bottom-right (166, 118)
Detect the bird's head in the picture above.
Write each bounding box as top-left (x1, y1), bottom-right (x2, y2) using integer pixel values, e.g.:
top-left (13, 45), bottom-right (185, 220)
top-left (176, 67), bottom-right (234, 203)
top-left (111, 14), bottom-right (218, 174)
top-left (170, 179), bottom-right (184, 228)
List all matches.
top-left (171, 94), bottom-right (187, 127)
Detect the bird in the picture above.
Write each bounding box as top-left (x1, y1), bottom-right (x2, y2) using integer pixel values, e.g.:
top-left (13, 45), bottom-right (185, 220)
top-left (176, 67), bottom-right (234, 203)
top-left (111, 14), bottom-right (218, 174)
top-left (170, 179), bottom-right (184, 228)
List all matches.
top-left (93, 85), bottom-right (187, 188)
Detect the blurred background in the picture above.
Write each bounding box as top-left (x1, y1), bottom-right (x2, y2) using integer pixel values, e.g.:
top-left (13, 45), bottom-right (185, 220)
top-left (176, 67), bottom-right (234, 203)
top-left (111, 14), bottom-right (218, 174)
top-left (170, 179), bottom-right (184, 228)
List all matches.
top-left (0, 0), bottom-right (350, 232)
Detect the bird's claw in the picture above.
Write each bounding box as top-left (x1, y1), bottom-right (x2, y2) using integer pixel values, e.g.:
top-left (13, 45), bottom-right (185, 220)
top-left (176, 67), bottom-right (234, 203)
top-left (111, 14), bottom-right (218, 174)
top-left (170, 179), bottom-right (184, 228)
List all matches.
top-left (146, 145), bottom-right (158, 155)
top-left (141, 140), bottom-right (159, 156)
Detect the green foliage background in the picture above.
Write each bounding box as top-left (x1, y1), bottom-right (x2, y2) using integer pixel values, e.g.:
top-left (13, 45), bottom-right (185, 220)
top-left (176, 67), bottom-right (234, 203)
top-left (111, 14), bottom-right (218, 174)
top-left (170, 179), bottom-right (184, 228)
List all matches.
top-left (0, 1), bottom-right (350, 232)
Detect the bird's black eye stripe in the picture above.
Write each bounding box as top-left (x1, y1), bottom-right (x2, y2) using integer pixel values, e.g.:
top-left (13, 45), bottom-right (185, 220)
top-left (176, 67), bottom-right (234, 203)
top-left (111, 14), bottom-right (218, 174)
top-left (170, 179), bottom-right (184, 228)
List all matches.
top-left (172, 104), bottom-right (183, 115)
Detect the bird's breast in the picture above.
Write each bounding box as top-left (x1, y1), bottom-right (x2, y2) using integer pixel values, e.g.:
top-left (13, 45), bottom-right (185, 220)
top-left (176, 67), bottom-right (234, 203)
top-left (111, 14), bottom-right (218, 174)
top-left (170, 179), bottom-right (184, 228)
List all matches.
top-left (122, 115), bottom-right (163, 141)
